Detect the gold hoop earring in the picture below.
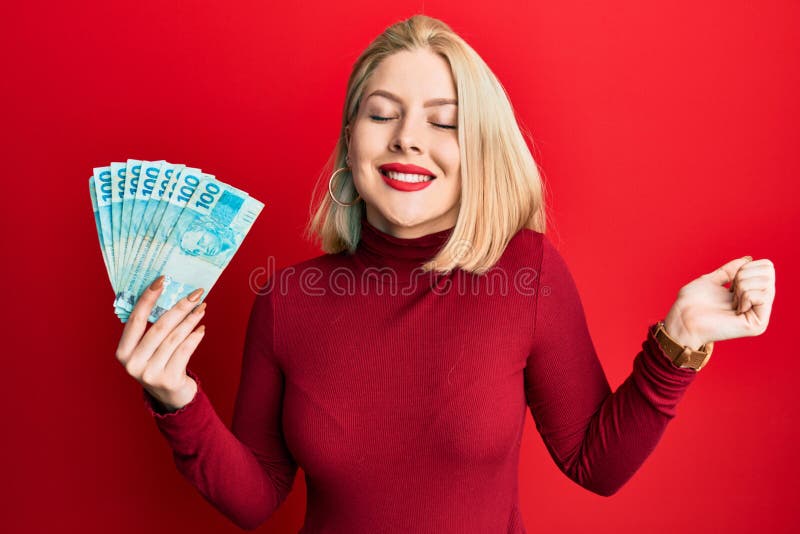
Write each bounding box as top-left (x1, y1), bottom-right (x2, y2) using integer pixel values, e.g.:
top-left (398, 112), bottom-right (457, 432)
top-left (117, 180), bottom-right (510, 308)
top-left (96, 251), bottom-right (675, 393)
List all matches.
top-left (328, 167), bottom-right (362, 207)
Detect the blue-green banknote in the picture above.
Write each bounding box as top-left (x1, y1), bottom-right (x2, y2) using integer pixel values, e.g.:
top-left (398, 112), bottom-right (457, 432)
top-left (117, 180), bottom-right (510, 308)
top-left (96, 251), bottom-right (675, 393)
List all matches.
top-left (116, 161), bottom-right (186, 306)
top-left (114, 166), bottom-right (208, 314)
top-left (89, 159), bottom-right (264, 323)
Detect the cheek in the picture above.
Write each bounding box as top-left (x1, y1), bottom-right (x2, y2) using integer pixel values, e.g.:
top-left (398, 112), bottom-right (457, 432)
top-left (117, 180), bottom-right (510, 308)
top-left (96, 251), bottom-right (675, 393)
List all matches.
top-left (351, 126), bottom-right (385, 159)
top-left (441, 141), bottom-right (460, 175)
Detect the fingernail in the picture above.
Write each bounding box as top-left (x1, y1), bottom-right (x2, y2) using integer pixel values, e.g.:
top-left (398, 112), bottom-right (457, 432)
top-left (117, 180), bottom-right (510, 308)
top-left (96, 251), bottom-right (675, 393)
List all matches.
top-left (195, 302), bottom-right (207, 314)
top-left (187, 288), bottom-right (204, 302)
top-left (744, 255), bottom-right (753, 261)
top-left (197, 325), bottom-right (206, 334)
top-left (150, 275), bottom-right (165, 291)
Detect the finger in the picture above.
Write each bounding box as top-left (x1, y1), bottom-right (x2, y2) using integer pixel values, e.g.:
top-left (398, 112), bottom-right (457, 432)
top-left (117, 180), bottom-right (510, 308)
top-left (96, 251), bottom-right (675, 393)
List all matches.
top-left (731, 264), bottom-right (773, 285)
top-left (133, 287), bottom-right (205, 361)
top-left (164, 325), bottom-right (206, 379)
top-left (117, 275), bottom-right (165, 361)
top-left (735, 275), bottom-right (772, 293)
top-left (738, 288), bottom-right (767, 315)
top-left (710, 256), bottom-right (753, 288)
top-left (737, 291), bottom-right (748, 314)
top-left (149, 302), bottom-right (207, 372)
top-left (746, 258), bottom-right (773, 268)
top-left (734, 275), bottom-right (772, 311)
top-left (729, 258), bottom-right (764, 295)
top-left (730, 259), bottom-right (762, 291)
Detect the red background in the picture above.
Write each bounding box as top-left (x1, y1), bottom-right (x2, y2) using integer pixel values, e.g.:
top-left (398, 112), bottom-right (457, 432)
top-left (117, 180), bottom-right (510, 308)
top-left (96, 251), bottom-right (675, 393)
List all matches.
top-left (2, 1), bottom-right (798, 532)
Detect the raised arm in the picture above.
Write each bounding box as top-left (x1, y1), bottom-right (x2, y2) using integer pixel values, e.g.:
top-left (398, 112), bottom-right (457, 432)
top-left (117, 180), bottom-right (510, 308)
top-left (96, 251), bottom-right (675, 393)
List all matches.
top-left (524, 237), bottom-right (698, 497)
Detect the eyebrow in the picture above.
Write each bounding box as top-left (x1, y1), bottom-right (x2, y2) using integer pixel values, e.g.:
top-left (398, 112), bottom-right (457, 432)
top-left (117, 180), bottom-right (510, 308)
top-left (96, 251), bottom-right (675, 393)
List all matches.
top-left (366, 89), bottom-right (458, 107)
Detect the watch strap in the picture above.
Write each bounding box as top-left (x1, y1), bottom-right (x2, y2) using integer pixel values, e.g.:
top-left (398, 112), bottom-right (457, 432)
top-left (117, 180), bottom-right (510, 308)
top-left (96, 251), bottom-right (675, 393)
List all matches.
top-left (651, 321), bottom-right (714, 371)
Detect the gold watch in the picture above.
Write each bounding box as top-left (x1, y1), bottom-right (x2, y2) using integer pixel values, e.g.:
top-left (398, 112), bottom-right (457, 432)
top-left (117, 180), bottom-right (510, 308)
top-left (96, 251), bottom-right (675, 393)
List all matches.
top-left (651, 320), bottom-right (714, 372)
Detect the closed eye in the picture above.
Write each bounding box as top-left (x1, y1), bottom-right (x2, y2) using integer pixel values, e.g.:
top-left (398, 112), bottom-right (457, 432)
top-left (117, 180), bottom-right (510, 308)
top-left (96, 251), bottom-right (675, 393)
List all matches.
top-left (369, 115), bottom-right (457, 130)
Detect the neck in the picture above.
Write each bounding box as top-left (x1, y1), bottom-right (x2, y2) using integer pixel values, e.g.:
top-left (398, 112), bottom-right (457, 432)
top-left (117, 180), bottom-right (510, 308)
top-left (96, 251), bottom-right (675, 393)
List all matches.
top-left (355, 211), bottom-right (455, 270)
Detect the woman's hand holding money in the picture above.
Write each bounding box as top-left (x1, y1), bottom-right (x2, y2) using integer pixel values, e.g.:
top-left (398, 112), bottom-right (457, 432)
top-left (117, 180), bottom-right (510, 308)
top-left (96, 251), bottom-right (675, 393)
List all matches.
top-left (115, 274), bottom-right (207, 412)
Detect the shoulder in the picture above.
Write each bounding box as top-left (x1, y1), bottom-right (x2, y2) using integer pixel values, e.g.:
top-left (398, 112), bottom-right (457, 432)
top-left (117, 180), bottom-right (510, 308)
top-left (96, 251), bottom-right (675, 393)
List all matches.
top-left (493, 229), bottom-right (575, 289)
top-left (508, 229), bottom-right (566, 264)
top-left (496, 228), bottom-right (548, 269)
top-left (515, 228), bottom-right (546, 249)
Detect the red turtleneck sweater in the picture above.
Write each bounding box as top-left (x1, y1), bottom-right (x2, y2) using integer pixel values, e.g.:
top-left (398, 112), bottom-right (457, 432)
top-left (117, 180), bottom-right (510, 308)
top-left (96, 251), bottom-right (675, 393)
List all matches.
top-left (142, 213), bottom-right (698, 533)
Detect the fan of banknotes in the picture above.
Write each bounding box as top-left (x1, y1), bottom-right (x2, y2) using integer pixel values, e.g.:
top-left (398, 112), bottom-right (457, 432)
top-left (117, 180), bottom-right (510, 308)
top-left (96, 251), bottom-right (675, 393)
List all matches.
top-left (89, 159), bottom-right (264, 323)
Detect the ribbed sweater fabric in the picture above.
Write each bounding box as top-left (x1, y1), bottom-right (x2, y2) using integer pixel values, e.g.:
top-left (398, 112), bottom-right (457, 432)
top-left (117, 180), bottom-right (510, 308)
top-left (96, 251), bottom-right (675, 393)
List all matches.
top-left (143, 212), bottom-right (698, 533)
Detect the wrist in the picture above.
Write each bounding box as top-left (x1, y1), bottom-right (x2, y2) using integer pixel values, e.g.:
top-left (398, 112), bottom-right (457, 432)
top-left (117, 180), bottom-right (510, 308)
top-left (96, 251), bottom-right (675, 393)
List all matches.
top-left (662, 315), bottom-right (704, 352)
top-left (171, 378), bottom-right (198, 411)
top-left (157, 378), bottom-right (198, 413)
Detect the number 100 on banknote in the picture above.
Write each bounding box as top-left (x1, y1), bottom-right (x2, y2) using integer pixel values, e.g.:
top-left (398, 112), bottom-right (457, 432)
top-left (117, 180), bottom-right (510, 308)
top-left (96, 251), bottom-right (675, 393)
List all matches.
top-left (89, 159), bottom-right (265, 323)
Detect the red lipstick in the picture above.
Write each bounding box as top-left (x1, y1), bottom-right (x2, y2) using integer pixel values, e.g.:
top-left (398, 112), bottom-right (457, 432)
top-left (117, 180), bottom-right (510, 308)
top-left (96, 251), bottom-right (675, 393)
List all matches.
top-left (378, 163), bottom-right (436, 192)
top-left (379, 162), bottom-right (436, 176)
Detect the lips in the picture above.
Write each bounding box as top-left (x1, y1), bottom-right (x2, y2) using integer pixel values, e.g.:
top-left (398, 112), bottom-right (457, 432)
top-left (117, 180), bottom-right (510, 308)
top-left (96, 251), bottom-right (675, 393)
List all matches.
top-left (380, 172), bottom-right (436, 192)
top-left (378, 162), bottom-right (436, 177)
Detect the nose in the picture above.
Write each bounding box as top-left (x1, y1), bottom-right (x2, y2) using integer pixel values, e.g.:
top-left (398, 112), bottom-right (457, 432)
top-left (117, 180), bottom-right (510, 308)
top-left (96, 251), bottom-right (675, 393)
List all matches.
top-left (390, 114), bottom-right (423, 155)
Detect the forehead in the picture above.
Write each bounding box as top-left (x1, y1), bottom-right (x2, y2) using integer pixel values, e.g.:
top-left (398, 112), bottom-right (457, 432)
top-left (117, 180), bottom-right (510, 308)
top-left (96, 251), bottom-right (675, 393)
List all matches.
top-left (364, 49), bottom-right (457, 104)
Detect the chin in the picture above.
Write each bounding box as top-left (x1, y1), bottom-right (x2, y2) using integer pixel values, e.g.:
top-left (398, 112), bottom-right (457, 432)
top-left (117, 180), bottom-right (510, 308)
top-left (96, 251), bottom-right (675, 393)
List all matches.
top-left (382, 206), bottom-right (439, 225)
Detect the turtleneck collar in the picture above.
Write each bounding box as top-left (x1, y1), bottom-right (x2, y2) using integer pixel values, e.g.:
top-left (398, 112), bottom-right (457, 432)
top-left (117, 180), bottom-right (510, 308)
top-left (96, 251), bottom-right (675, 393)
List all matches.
top-left (355, 211), bottom-right (455, 268)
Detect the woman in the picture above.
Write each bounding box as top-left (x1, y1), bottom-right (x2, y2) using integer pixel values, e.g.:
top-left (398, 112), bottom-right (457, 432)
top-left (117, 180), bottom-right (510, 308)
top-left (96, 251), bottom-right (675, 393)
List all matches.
top-left (115, 14), bottom-right (776, 533)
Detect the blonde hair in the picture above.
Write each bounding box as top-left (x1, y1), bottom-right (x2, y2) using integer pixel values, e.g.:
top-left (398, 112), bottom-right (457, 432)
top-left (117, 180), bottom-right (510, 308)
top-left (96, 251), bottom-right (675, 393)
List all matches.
top-left (303, 13), bottom-right (552, 274)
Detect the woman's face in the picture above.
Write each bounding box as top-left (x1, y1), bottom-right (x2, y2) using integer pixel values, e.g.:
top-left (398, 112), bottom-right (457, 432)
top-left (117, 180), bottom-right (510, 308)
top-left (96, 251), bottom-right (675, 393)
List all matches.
top-left (346, 48), bottom-right (461, 239)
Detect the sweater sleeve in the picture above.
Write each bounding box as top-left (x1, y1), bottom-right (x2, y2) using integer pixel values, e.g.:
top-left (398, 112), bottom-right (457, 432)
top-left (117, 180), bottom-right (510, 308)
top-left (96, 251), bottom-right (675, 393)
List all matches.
top-left (524, 235), bottom-right (699, 497)
top-left (141, 286), bottom-right (298, 530)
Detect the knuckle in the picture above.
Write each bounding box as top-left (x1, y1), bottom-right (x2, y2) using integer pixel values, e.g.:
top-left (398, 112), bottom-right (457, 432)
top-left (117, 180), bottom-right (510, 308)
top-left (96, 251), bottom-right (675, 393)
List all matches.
top-left (134, 316), bottom-right (150, 331)
top-left (176, 332), bottom-right (196, 351)
top-left (149, 321), bottom-right (168, 337)
top-left (191, 328), bottom-right (205, 342)
top-left (179, 332), bottom-right (201, 352)
top-left (179, 315), bottom-right (199, 333)
top-left (124, 360), bottom-right (142, 379)
top-left (163, 329), bottom-right (184, 349)
top-left (128, 311), bottom-right (147, 326)
top-left (176, 313), bottom-right (203, 334)
top-left (182, 337), bottom-right (201, 355)
top-left (171, 344), bottom-right (189, 359)
top-left (141, 367), bottom-right (162, 387)
top-left (142, 365), bottom-right (170, 390)
top-left (186, 308), bottom-right (205, 324)
top-left (132, 295), bottom-right (153, 313)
